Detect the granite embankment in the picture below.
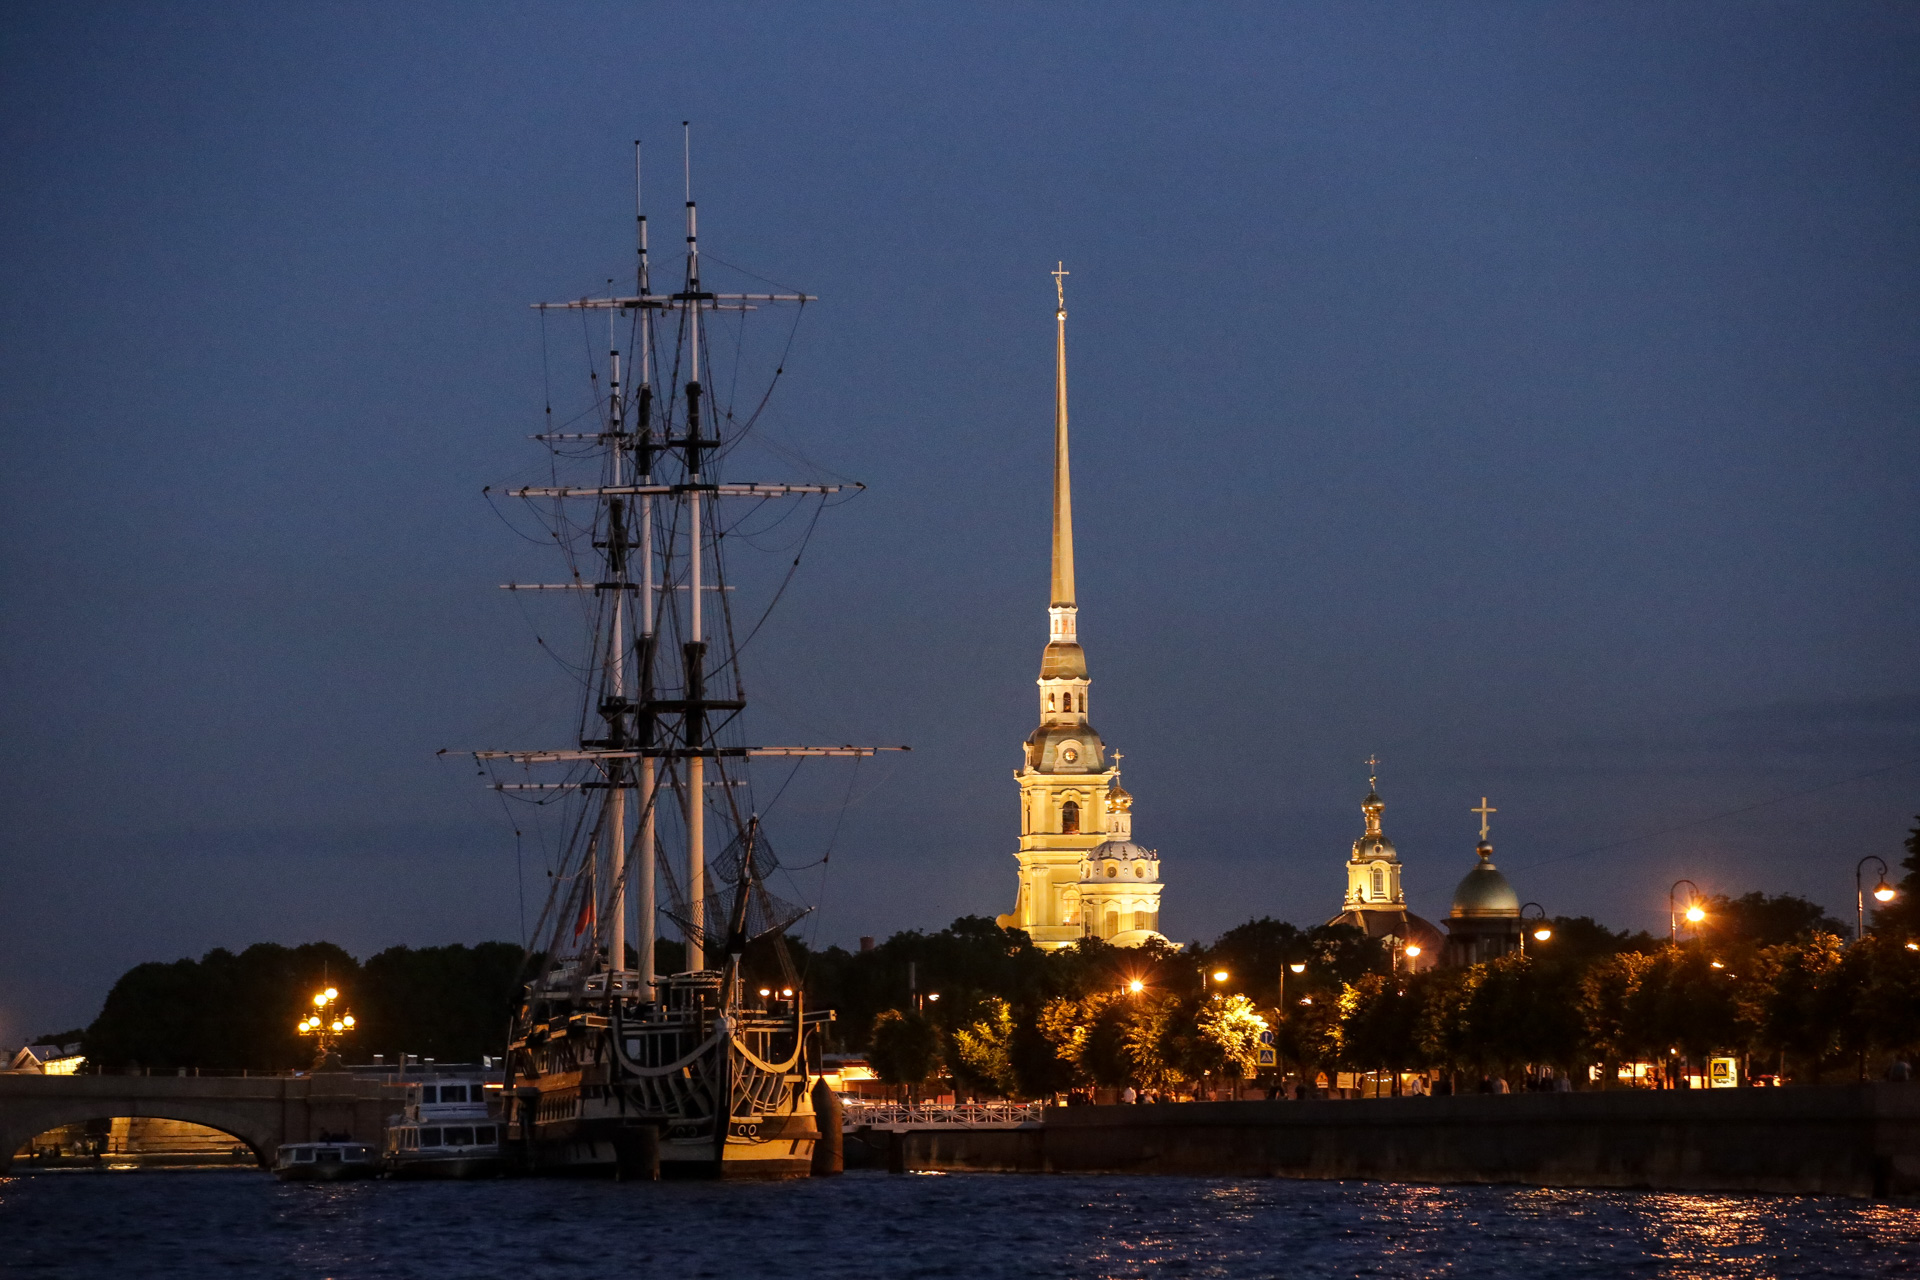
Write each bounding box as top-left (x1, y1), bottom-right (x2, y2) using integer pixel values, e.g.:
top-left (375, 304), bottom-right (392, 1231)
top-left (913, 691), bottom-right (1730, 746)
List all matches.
top-left (881, 1084), bottom-right (1920, 1198)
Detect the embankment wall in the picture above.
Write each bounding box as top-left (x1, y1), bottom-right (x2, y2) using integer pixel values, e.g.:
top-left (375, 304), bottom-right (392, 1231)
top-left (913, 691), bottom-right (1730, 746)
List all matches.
top-left (899, 1084), bottom-right (1920, 1199)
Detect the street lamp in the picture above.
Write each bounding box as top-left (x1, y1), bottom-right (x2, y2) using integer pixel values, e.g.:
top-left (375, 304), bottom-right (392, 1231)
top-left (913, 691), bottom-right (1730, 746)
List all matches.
top-left (1857, 855), bottom-right (1897, 942)
top-left (1202, 967), bottom-right (1229, 999)
top-left (1278, 960), bottom-right (1306, 1007)
top-left (1669, 880), bottom-right (1705, 942)
top-left (1126, 978), bottom-right (1145, 995)
top-left (297, 984), bottom-right (355, 1066)
top-left (1519, 903), bottom-right (1550, 956)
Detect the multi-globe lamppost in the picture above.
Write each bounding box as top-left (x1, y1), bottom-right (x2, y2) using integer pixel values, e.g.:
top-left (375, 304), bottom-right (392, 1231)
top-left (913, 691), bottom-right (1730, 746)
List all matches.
top-left (297, 986), bottom-right (355, 1067)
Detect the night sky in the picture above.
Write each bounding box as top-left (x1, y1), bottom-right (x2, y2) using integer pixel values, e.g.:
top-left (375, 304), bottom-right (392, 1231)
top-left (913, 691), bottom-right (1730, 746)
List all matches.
top-left (4, 4), bottom-right (1917, 1045)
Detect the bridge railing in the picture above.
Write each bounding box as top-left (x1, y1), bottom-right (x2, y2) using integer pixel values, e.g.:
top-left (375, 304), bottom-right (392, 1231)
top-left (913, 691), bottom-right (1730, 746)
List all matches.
top-left (839, 1100), bottom-right (1043, 1131)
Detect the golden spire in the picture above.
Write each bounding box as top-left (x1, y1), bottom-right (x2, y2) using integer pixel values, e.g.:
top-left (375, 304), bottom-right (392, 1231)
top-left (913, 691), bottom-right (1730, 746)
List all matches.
top-left (1050, 262), bottom-right (1074, 609)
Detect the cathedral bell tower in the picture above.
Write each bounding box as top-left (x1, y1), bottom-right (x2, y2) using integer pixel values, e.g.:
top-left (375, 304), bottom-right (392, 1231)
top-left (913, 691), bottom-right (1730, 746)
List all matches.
top-left (996, 265), bottom-right (1148, 949)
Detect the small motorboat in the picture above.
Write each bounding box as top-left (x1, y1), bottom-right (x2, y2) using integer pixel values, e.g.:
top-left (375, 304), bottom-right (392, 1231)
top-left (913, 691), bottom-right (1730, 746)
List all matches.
top-left (274, 1140), bottom-right (379, 1181)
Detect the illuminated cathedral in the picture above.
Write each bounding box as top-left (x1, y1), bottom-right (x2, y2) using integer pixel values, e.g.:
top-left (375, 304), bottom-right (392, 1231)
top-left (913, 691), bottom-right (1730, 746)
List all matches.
top-left (995, 267), bottom-right (1166, 950)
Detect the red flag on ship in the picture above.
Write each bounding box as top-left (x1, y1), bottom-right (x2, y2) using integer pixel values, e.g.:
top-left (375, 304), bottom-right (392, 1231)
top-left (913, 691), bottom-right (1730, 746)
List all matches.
top-left (573, 896), bottom-right (595, 938)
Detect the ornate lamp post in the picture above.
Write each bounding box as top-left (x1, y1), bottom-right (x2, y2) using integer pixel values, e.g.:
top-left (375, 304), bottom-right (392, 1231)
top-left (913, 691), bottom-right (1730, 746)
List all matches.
top-left (1856, 855), bottom-right (1897, 943)
top-left (1519, 903), bottom-right (1551, 956)
top-left (296, 985), bottom-right (355, 1068)
top-left (1669, 880), bottom-right (1705, 943)
top-left (1202, 967), bottom-right (1230, 1000)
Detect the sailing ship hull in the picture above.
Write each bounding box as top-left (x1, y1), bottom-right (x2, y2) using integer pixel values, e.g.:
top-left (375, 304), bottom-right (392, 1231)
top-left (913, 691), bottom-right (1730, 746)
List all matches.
top-left (510, 981), bottom-right (821, 1179)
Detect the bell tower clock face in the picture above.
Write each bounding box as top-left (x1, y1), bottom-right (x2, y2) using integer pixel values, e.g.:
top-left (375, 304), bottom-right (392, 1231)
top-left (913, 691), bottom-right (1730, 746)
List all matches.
top-left (1059, 741), bottom-right (1081, 765)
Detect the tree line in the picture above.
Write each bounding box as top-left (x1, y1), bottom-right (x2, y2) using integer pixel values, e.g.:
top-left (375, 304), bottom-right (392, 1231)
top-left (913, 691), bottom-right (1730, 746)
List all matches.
top-left (50, 821), bottom-right (1920, 1087)
top-left (796, 820), bottom-right (1920, 1097)
top-left (70, 942), bottom-right (528, 1072)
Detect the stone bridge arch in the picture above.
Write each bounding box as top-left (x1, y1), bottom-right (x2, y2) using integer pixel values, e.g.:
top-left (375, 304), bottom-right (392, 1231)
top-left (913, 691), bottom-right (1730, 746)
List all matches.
top-left (0, 1074), bottom-right (401, 1173)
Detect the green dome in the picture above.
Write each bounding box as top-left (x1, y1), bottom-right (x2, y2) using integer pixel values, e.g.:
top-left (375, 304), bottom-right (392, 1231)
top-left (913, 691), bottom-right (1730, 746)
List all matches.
top-left (1450, 841), bottom-right (1520, 918)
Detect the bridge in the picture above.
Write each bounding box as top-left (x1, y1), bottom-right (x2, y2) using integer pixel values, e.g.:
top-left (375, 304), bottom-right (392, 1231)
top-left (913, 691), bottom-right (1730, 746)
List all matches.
top-left (0, 1072), bottom-right (402, 1172)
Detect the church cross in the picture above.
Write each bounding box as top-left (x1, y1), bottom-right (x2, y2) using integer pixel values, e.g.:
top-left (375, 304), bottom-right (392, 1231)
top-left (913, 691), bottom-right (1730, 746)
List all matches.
top-left (1472, 797), bottom-right (1497, 840)
top-left (1053, 261), bottom-right (1069, 309)
top-left (1110, 749), bottom-right (1124, 769)
top-left (1364, 754), bottom-right (1380, 788)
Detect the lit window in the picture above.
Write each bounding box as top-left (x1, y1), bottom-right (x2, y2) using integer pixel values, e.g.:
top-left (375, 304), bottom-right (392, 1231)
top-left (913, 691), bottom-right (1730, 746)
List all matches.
top-left (1062, 801), bottom-right (1080, 834)
top-left (1372, 867), bottom-right (1385, 898)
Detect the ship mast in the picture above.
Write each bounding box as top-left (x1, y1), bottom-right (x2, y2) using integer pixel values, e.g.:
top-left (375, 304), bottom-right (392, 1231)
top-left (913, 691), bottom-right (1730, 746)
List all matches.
top-left (474, 132), bottom-right (905, 995)
top-left (681, 122), bottom-right (708, 973)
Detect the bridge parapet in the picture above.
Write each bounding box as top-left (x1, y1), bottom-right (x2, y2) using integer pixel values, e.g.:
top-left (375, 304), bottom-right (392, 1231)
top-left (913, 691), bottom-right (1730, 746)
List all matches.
top-left (0, 1073), bottom-right (403, 1171)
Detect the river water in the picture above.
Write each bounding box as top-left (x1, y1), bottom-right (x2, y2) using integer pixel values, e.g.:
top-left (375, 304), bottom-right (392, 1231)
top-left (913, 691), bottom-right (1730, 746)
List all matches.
top-left (2, 1169), bottom-right (1915, 1278)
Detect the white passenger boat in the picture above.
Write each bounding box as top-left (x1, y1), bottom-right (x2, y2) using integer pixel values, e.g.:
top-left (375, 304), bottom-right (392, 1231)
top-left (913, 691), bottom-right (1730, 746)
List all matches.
top-left (384, 1075), bottom-right (512, 1179)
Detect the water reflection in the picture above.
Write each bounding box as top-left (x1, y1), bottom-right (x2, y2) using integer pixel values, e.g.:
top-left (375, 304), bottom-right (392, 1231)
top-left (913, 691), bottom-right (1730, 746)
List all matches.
top-left (1, 1170), bottom-right (1915, 1279)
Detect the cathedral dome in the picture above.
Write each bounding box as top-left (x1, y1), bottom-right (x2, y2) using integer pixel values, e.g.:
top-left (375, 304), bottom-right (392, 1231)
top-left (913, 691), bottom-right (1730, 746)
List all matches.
top-left (1450, 841), bottom-right (1520, 918)
top-left (1352, 833), bottom-right (1398, 862)
top-left (1040, 642), bottom-right (1087, 679)
top-left (1081, 839), bottom-right (1157, 883)
top-left (1024, 723), bottom-right (1105, 772)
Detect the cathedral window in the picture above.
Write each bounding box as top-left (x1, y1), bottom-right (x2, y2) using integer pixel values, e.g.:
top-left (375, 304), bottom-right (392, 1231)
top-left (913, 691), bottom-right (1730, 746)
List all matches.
top-left (1105, 910), bottom-right (1119, 938)
top-left (1133, 910), bottom-right (1148, 931)
top-left (1106, 863), bottom-right (1117, 878)
top-left (1061, 800), bottom-right (1080, 834)
top-left (1047, 693), bottom-right (1056, 712)
top-left (1372, 866), bottom-right (1385, 898)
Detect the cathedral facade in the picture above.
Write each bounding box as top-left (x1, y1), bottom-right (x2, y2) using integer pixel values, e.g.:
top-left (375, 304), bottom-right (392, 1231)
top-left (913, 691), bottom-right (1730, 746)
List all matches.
top-left (995, 268), bottom-right (1166, 951)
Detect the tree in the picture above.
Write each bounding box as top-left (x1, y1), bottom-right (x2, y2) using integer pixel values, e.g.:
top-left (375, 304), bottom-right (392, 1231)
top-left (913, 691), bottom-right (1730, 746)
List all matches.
top-left (1579, 951), bottom-right (1654, 1087)
top-left (868, 1009), bottom-right (942, 1100)
top-left (1701, 892), bottom-right (1851, 948)
top-left (1742, 933), bottom-right (1847, 1082)
top-left (1869, 815), bottom-right (1920, 939)
top-left (1339, 974), bottom-right (1417, 1081)
top-left (1196, 995), bottom-right (1269, 1084)
top-left (950, 996), bottom-right (1035, 1098)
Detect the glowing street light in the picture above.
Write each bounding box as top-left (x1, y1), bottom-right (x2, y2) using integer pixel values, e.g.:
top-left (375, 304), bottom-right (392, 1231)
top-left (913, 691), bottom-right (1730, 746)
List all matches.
top-left (1520, 903), bottom-right (1551, 955)
top-left (298, 982), bottom-right (356, 1067)
top-left (1669, 880), bottom-right (1706, 942)
top-left (1127, 978), bottom-right (1145, 995)
top-left (1857, 856), bottom-right (1898, 943)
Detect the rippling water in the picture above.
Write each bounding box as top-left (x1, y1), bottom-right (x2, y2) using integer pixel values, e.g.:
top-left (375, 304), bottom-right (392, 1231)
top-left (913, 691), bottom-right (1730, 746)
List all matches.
top-left (3, 1169), bottom-right (1915, 1278)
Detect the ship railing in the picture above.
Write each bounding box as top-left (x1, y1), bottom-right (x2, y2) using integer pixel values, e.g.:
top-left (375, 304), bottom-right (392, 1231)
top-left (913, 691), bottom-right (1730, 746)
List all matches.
top-left (838, 1101), bottom-right (1044, 1131)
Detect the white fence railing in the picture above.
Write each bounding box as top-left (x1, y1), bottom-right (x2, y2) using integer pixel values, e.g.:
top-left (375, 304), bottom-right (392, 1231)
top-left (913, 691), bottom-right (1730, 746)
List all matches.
top-left (839, 1100), bottom-right (1043, 1131)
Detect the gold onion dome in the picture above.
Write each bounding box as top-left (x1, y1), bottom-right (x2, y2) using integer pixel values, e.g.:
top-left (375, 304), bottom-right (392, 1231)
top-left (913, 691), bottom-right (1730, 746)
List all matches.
top-left (1451, 840), bottom-right (1520, 917)
top-left (1353, 789), bottom-right (1397, 861)
top-left (1106, 776), bottom-right (1133, 811)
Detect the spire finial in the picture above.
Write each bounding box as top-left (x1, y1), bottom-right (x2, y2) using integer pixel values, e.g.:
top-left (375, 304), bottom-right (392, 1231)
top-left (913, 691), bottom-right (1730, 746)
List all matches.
top-left (1365, 754), bottom-right (1380, 792)
top-left (1110, 749), bottom-right (1123, 771)
top-left (1053, 260), bottom-right (1069, 313)
top-left (1472, 796), bottom-right (1497, 841)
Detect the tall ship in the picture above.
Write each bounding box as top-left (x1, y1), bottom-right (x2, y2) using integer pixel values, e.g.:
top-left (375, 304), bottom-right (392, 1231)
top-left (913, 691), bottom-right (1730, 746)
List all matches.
top-left (461, 136), bottom-right (896, 1178)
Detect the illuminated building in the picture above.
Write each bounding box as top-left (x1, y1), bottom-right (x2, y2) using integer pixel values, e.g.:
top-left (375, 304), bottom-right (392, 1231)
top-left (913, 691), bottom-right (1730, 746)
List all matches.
top-left (996, 266), bottom-right (1166, 949)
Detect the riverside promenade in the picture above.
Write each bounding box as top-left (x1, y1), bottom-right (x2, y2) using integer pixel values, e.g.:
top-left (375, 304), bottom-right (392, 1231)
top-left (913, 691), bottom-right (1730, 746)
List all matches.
top-left (889, 1083), bottom-right (1920, 1198)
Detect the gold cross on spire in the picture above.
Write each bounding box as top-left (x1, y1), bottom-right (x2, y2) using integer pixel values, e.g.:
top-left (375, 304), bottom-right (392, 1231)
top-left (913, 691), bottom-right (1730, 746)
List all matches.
top-left (1365, 754), bottom-right (1380, 789)
top-left (1053, 261), bottom-right (1069, 311)
top-left (1472, 796), bottom-right (1497, 840)
top-left (1110, 749), bottom-right (1124, 771)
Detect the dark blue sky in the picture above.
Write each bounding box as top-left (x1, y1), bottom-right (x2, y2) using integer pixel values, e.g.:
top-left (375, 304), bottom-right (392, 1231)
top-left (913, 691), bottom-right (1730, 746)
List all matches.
top-left (4, 4), bottom-right (1917, 1044)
